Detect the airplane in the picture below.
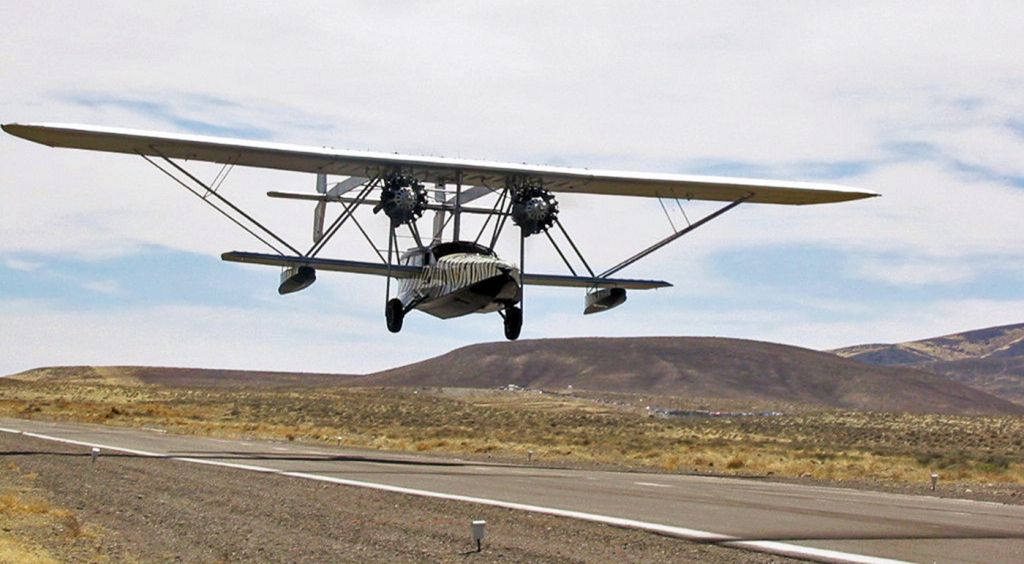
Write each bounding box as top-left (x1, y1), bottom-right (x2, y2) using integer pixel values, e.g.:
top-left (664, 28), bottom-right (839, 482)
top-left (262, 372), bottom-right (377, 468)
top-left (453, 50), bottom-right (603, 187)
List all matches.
top-left (2, 123), bottom-right (877, 340)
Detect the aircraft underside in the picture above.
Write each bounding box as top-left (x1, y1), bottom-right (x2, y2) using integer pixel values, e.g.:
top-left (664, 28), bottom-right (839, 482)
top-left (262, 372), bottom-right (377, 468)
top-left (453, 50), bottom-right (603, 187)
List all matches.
top-left (413, 272), bottom-right (521, 319)
top-left (388, 245), bottom-right (524, 339)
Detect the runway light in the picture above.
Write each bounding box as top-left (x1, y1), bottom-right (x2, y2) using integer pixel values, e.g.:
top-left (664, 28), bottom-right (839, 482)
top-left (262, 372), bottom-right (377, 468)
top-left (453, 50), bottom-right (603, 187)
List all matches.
top-left (527, 450), bottom-right (534, 462)
top-left (91, 447), bottom-right (100, 463)
top-left (931, 473), bottom-right (939, 491)
top-left (471, 520), bottom-right (486, 552)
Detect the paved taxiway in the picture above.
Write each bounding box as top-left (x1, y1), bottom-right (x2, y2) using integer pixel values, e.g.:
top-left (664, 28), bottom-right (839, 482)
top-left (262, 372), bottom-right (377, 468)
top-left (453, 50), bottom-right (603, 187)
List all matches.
top-left (2, 418), bottom-right (1022, 563)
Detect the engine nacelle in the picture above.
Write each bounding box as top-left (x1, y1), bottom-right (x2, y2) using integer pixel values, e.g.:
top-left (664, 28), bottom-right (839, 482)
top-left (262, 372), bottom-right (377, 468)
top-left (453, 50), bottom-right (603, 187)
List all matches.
top-left (375, 173), bottom-right (427, 226)
top-left (584, 287), bottom-right (626, 314)
top-left (278, 265), bottom-right (316, 295)
top-left (509, 179), bottom-right (558, 236)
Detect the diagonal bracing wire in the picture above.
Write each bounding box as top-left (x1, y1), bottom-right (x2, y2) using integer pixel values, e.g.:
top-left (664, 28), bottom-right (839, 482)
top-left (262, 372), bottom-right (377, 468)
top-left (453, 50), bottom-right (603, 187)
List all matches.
top-left (475, 186), bottom-right (509, 246)
top-left (553, 218), bottom-right (595, 277)
top-left (306, 174), bottom-right (380, 258)
top-left (138, 152), bottom-right (289, 256)
top-left (148, 149), bottom-right (303, 256)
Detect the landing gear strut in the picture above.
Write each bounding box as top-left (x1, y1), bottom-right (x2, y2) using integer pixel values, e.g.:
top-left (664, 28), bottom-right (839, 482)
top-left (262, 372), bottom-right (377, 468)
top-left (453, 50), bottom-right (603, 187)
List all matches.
top-left (386, 298), bottom-right (405, 333)
top-left (503, 305), bottom-right (522, 341)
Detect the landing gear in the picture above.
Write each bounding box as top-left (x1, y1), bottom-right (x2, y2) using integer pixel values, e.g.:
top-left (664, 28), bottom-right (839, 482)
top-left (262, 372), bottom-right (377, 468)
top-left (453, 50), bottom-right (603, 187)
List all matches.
top-left (386, 298), bottom-right (405, 333)
top-left (503, 305), bottom-right (522, 341)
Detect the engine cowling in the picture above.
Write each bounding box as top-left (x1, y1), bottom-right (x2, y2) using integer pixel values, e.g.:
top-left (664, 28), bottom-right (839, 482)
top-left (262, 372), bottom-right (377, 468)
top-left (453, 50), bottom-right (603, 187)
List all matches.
top-left (510, 181), bottom-right (558, 236)
top-left (375, 173), bottom-right (427, 226)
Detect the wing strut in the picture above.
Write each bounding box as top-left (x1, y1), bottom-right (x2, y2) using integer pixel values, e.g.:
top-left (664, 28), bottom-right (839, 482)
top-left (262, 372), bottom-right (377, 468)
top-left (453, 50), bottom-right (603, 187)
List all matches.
top-left (599, 193), bottom-right (752, 278)
top-left (306, 173), bottom-right (380, 258)
top-left (474, 185), bottom-right (509, 248)
top-left (138, 150), bottom-right (301, 256)
top-left (552, 217), bottom-right (596, 277)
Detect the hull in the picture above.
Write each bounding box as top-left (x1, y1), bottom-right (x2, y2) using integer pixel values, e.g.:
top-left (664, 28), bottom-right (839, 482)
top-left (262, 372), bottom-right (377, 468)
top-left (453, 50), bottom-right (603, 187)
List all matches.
top-left (417, 273), bottom-right (520, 319)
top-left (398, 251), bottom-right (521, 319)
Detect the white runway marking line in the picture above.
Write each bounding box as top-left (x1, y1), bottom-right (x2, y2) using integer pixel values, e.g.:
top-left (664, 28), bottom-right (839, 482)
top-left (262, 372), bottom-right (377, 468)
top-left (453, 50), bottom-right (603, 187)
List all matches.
top-left (634, 481), bottom-right (672, 488)
top-left (0, 426), bottom-right (907, 564)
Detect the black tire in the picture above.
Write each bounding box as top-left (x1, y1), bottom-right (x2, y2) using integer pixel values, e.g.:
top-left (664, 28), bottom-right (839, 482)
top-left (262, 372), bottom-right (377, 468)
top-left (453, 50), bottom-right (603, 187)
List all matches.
top-left (503, 305), bottom-right (522, 341)
top-left (386, 298), bottom-right (405, 333)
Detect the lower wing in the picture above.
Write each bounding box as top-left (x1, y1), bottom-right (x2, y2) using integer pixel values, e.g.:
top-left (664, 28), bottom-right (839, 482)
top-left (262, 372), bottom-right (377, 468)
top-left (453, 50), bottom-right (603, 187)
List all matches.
top-left (221, 251), bottom-right (671, 290)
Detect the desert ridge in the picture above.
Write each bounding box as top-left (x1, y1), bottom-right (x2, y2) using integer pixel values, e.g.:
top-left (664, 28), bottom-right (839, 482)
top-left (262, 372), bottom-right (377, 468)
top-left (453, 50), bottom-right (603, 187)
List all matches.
top-left (13, 334), bottom-right (1021, 415)
top-left (834, 322), bottom-right (1024, 405)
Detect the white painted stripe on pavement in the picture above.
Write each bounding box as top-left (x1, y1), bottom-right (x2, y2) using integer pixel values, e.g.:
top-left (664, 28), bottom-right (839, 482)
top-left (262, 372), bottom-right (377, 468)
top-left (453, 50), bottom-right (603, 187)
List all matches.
top-left (0, 425), bottom-right (907, 564)
top-left (634, 481), bottom-right (672, 488)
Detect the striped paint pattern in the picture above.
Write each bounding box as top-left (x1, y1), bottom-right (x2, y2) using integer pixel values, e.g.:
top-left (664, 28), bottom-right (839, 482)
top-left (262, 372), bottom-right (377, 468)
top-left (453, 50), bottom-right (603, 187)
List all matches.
top-left (400, 253), bottom-right (519, 301)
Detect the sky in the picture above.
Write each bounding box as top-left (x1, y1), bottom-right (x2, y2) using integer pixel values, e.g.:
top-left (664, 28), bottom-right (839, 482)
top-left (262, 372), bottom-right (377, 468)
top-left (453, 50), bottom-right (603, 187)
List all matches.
top-left (1, 1), bottom-right (1023, 375)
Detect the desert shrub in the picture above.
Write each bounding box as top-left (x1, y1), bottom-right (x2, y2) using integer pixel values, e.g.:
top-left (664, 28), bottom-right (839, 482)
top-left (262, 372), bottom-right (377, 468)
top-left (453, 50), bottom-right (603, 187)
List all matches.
top-left (915, 450), bottom-right (971, 471)
top-left (977, 454), bottom-right (1011, 472)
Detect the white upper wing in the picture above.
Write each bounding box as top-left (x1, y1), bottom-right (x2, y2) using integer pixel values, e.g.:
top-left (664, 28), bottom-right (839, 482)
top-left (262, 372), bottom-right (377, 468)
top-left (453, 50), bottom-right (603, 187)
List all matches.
top-left (2, 123), bottom-right (878, 205)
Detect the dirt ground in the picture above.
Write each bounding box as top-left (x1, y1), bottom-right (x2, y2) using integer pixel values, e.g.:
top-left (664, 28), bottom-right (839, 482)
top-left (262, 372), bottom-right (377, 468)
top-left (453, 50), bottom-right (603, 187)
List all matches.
top-left (0, 432), bottom-right (800, 563)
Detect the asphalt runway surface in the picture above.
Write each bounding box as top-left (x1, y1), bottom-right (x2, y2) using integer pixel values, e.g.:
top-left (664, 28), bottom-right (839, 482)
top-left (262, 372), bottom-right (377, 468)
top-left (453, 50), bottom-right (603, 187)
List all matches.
top-left (2, 418), bottom-right (1022, 563)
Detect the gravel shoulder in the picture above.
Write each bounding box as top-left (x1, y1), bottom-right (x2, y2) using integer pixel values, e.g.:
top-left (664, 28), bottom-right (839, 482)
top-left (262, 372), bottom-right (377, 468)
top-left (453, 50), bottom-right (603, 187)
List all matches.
top-left (0, 432), bottom-right (800, 563)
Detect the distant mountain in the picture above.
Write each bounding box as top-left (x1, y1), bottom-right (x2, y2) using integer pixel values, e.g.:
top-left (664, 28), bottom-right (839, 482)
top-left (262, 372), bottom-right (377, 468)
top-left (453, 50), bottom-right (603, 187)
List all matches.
top-left (11, 332), bottom-right (1023, 414)
top-left (352, 337), bottom-right (1023, 414)
top-left (834, 323), bottom-right (1024, 364)
top-left (8, 366), bottom-right (356, 388)
top-left (833, 323), bottom-right (1024, 405)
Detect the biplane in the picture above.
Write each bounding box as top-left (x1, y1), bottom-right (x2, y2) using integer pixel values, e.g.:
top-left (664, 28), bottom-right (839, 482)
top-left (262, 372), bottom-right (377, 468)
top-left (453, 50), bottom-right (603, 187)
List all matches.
top-left (3, 123), bottom-right (877, 340)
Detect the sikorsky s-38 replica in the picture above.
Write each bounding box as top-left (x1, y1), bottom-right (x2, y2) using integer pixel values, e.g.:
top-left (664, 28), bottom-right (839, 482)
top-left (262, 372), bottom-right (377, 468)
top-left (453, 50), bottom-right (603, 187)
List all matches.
top-left (3, 123), bottom-right (876, 340)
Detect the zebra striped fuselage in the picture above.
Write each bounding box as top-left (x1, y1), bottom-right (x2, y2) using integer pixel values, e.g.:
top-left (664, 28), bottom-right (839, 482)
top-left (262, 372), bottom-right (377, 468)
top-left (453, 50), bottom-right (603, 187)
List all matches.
top-left (397, 246), bottom-right (521, 319)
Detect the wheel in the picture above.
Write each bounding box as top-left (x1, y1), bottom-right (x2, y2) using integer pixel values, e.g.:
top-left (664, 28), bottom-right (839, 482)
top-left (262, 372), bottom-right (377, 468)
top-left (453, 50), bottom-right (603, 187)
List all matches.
top-left (503, 305), bottom-right (522, 341)
top-left (386, 298), bottom-right (405, 333)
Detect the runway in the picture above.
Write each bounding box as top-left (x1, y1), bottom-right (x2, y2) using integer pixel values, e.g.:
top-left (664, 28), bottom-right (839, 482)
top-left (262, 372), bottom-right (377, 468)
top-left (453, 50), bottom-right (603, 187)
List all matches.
top-left (2, 418), bottom-right (1022, 563)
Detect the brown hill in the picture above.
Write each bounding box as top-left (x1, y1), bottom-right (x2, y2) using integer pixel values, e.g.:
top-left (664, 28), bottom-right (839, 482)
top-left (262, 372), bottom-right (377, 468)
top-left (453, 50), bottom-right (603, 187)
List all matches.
top-left (353, 337), bottom-right (1023, 414)
top-left (834, 323), bottom-right (1024, 364)
top-left (914, 357), bottom-right (1024, 405)
top-left (833, 323), bottom-right (1024, 405)
top-left (7, 366), bottom-right (357, 388)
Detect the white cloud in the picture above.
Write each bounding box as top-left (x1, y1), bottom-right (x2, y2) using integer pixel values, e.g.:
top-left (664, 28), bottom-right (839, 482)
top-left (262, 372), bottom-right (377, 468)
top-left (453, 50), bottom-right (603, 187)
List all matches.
top-left (81, 280), bottom-right (122, 295)
top-left (2, 257), bottom-right (43, 272)
top-left (800, 298), bottom-right (1024, 350)
top-left (0, 299), bottom-right (456, 376)
top-left (2, 3), bottom-right (1023, 371)
top-left (924, 123), bottom-right (1024, 179)
top-left (522, 294), bottom-right (1024, 352)
top-left (684, 161), bottom-right (1024, 261)
top-left (848, 256), bottom-right (1022, 287)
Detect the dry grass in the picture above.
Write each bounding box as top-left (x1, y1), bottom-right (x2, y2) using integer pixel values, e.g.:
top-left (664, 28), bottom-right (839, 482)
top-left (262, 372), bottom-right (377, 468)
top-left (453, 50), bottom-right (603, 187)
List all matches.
top-left (0, 461), bottom-right (101, 563)
top-left (2, 377), bottom-right (1023, 486)
top-left (0, 536), bottom-right (59, 564)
